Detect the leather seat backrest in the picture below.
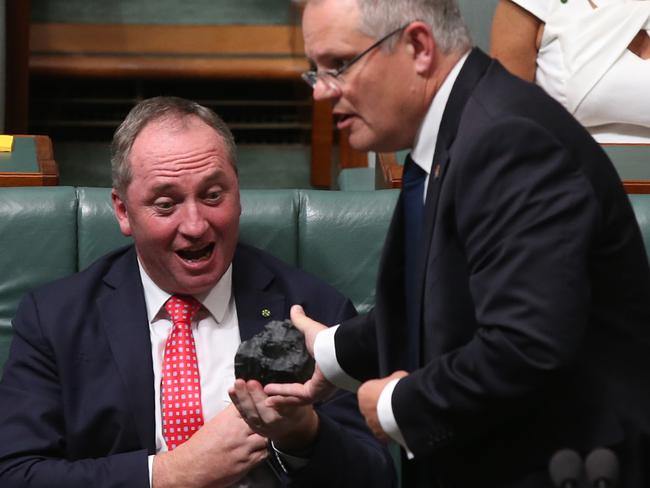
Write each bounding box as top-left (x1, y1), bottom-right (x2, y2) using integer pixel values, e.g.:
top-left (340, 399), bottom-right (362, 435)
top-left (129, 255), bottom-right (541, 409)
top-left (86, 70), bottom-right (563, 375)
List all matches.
top-left (0, 187), bottom-right (78, 366)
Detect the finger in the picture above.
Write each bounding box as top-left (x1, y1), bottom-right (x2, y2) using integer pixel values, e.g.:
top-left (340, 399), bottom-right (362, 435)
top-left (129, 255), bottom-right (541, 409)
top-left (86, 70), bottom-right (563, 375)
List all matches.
top-left (232, 379), bottom-right (263, 428)
top-left (227, 379), bottom-right (246, 413)
top-left (247, 381), bottom-right (281, 424)
top-left (264, 382), bottom-right (311, 398)
top-left (266, 396), bottom-right (307, 408)
top-left (289, 305), bottom-right (325, 354)
top-left (249, 432), bottom-right (270, 448)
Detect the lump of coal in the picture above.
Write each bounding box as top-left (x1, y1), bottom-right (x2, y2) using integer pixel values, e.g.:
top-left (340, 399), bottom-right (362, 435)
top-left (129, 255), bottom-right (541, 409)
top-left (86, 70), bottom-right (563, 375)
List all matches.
top-left (235, 320), bottom-right (314, 385)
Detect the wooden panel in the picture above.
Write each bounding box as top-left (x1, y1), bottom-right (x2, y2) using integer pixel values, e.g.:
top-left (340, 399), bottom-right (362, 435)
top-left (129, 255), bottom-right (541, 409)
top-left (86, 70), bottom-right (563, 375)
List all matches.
top-left (338, 130), bottom-right (368, 168)
top-left (30, 24), bottom-right (304, 55)
top-left (30, 56), bottom-right (309, 79)
top-left (31, 0), bottom-right (297, 25)
top-left (0, 136), bottom-right (59, 187)
top-left (5, 0), bottom-right (31, 133)
top-left (310, 99), bottom-right (333, 188)
top-left (375, 152), bottom-right (403, 189)
top-left (30, 24), bottom-right (308, 79)
top-left (601, 144), bottom-right (650, 194)
top-left (624, 181), bottom-right (650, 194)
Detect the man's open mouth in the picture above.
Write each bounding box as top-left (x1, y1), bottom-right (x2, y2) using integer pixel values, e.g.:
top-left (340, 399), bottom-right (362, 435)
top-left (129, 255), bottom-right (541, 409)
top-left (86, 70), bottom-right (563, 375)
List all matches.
top-left (176, 244), bottom-right (214, 262)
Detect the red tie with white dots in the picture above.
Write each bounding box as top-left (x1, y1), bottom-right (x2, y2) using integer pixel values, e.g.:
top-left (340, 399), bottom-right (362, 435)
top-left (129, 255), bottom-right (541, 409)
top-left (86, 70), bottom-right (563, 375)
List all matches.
top-left (162, 295), bottom-right (204, 450)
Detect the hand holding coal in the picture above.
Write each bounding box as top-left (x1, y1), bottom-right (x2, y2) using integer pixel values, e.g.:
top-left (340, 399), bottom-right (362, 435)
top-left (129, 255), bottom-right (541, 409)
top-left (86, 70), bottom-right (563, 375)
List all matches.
top-left (234, 320), bottom-right (314, 385)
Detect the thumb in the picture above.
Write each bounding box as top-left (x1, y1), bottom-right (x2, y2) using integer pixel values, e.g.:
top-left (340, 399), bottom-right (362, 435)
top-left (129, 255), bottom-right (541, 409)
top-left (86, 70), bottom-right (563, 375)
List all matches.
top-left (290, 304), bottom-right (326, 354)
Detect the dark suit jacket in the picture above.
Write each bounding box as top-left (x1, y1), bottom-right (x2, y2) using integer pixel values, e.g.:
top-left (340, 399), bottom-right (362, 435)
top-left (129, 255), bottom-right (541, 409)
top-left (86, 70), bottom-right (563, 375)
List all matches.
top-left (0, 243), bottom-right (395, 488)
top-left (335, 49), bottom-right (650, 487)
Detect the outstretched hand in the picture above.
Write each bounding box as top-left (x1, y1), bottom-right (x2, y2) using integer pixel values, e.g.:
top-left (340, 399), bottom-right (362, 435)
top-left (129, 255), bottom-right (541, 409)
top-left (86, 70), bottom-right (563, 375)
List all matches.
top-left (263, 305), bottom-right (336, 406)
top-left (229, 379), bottom-right (319, 452)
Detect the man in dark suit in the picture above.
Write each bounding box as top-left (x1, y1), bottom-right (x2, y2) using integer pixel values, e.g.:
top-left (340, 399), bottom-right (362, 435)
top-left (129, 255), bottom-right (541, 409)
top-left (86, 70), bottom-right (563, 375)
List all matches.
top-left (0, 97), bottom-right (395, 488)
top-left (260, 0), bottom-right (650, 487)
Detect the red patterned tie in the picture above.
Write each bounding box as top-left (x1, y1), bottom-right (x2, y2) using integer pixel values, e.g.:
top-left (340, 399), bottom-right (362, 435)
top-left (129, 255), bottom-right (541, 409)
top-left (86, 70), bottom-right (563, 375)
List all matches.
top-left (162, 295), bottom-right (204, 450)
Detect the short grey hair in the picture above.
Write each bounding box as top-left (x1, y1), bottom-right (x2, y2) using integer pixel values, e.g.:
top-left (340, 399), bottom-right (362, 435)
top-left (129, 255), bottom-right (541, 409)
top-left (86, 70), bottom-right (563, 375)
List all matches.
top-left (353, 0), bottom-right (471, 54)
top-left (111, 96), bottom-right (237, 197)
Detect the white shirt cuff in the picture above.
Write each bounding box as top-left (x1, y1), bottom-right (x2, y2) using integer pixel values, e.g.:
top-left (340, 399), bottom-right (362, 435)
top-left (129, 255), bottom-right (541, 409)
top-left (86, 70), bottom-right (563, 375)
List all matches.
top-left (377, 378), bottom-right (414, 459)
top-left (148, 454), bottom-right (154, 487)
top-left (313, 325), bottom-right (361, 392)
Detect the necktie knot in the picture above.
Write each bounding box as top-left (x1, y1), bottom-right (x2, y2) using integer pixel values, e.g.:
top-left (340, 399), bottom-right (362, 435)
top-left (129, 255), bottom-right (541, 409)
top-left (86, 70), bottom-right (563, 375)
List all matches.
top-left (402, 155), bottom-right (427, 189)
top-left (165, 295), bottom-right (201, 326)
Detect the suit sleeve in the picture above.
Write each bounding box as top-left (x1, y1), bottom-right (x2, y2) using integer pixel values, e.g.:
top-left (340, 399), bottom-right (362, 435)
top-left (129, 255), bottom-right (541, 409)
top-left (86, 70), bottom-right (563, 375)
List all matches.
top-left (0, 293), bottom-right (150, 488)
top-left (393, 118), bottom-right (599, 457)
top-left (289, 295), bottom-right (396, 487)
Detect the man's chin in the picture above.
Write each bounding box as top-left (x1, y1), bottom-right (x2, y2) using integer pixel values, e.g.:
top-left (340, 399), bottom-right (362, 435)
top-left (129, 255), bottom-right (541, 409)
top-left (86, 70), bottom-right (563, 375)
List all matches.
top-left (167, 269), bottom-right (224, 296)
top-left (346, 131), bottom-right (377, 154)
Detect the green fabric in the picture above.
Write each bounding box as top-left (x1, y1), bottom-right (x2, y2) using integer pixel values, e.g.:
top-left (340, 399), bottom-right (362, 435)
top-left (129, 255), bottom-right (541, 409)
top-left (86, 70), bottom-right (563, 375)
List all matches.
top-left (0, 138), bottom-right (39, 173)
top-left (603, 145), bottom-right (650, 180)
top-left (76, 187), bottom-right (132, 270)
top-left (0, 187), bottom-right (78, 330)
top-left (31, 0), bottom-right (297, 25)
top-left (629, 194), bottom-right (650, 260)
top-left (459, 0), bottom-right (499, 51)
top-left (337, 168), bottom-right (376, 191)
top-left (55, 143), bottom-right (313, 190)
top-left (75, 188), bottom-right (302, 269)
top-left (298, 190), bottom-right (399, 314)
top-left (0, 187), bottom-right (399, 371)
top-left (240, 190), bottom-right (300, 266)
top-left (2, 186), bottom-right (650, 383)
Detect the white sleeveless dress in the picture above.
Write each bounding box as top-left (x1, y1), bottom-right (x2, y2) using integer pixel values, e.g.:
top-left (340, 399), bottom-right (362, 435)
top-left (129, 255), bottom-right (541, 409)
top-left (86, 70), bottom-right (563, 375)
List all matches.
top-left (510, 0), bottom-right (650, 143)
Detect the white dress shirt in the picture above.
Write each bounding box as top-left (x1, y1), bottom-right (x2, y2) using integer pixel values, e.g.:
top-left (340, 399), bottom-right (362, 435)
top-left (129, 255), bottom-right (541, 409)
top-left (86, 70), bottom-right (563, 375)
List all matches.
top-left (314, 51), bottom-right (470, 457)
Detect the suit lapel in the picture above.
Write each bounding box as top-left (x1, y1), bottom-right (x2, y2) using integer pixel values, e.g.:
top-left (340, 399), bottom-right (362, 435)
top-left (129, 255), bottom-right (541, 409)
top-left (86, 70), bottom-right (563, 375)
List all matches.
top-left (98, 247), bottom-right (157, 452)
top-left (412, 49), bottom-right (492, 352)
top-left (232, 246), bottom-right (286, 341)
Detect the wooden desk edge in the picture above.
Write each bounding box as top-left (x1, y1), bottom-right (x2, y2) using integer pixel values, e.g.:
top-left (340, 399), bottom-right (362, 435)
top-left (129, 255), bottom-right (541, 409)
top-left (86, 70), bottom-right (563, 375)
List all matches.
top-left (0, 135), bottom-right (59, 186)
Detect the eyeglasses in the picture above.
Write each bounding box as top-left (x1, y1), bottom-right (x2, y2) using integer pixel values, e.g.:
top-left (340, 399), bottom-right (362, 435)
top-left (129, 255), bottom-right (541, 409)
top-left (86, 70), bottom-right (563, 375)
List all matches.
top-left (301, 24), bottom-right (409, 90)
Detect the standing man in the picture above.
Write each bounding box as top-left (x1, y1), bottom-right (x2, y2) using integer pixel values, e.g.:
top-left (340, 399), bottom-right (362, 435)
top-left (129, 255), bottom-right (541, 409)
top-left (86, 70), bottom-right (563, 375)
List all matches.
top-left (0, 97), bottom-right (395, 488)
top-left (262, 1), bottom-right (650, 486)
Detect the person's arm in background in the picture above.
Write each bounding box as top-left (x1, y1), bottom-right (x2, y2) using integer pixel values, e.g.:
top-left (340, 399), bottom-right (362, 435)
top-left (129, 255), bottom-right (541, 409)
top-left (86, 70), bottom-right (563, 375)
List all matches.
top-left (490, 0), bottom-right (543, 82)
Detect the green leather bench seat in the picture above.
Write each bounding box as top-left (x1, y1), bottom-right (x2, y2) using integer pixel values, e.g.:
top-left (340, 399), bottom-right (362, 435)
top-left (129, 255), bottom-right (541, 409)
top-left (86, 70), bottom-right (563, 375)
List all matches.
top-left (3, 187), bottom-right (650, 372)
top-left (0, 187), bottom-right (399, 369)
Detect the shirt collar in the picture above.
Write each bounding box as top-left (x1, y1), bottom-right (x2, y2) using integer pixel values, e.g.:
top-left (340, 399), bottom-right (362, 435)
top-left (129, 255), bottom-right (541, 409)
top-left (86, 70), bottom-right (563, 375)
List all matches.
top-left (138, 259), bottom-right (233, 325)
top-left (410, 50), bottom-right (470, 174)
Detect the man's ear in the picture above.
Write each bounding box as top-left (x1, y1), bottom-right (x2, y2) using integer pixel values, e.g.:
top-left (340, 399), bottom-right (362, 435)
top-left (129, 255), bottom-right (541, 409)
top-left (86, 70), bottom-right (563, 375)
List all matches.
top-left (404, 21), bottom-right (436, 76)
top-left (111, 189), bottom-right (133, 237)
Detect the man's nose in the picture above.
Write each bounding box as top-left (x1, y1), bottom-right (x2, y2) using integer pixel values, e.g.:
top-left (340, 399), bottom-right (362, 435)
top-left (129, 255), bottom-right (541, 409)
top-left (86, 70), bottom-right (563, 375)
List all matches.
top-left (178, 203), bottom-right (209, 238)
top-left (313, 80), bottom-right (341, 101)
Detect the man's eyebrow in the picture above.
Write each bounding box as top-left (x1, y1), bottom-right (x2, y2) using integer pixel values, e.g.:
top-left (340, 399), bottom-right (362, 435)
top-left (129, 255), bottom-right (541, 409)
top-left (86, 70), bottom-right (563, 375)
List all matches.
top-left (150, 182), bottom-right (175, 195)
top-left (150, 169), bottom-right (227, 195)
top-left (203, 169), bottom-right (227, 183)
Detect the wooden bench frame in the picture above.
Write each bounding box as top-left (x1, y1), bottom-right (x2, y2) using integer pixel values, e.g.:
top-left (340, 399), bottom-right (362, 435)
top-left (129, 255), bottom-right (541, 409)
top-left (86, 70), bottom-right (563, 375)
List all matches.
top-left (375, 150), bottom-right (650, 193)
top-left (30, 23), bottom-right (308, 79)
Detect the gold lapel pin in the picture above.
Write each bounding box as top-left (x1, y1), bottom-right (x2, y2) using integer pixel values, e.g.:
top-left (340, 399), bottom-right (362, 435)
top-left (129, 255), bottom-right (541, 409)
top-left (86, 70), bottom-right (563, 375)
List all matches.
top-left (261, 308), bottom-right (271, 318)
